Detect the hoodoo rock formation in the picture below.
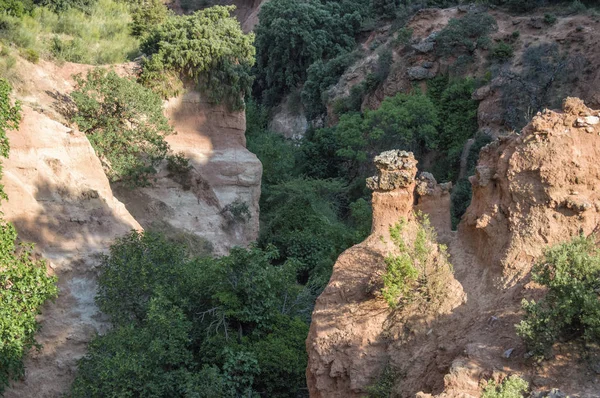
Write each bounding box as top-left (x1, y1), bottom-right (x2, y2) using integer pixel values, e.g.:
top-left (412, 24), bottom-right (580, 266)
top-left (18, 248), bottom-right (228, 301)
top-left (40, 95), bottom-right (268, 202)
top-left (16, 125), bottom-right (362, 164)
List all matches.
top-left (307, 99), bottom-right (600, 398)
top-left (306, 150), bottom-right (464, 397)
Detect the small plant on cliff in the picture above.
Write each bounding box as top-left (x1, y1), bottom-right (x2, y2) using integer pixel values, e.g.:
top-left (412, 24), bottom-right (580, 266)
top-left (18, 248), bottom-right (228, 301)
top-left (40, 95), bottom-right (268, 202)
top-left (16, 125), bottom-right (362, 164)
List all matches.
top-left (482, 375), bottom-right (529, 398)
top-left (139, 6), bottom-right (255, 109)
top-left (71, 68), bottom-right (172, 186)
top-left (516, 235), bottom-right (600, 358)
top-left (0, 78), bottom-right (58, 394)
top-left (381, 214), bottom-right (452, 309)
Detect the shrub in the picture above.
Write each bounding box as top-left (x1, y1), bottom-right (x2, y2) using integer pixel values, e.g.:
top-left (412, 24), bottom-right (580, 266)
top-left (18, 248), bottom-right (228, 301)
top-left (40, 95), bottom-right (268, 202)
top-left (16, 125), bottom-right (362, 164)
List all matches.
top-left (129, 0), bottom-right (170, 37)
top-left (381, 214), bottom-right (453, 309)
top-left (489, 42), bottom-right (514, 62)
top-left (139, 6), bottom-right (255, 109)
top-left (20, 47), bottom-right (39, 62)
top-left (436, 11), bottom-right (497, 57)
top-left (220, 199), bottom-right (251, 225)
top-left (482, 375), bottom-right (529, 398)
top-left (568, 0), bottom-right (586, 14)
top-left (365, 364), bottom-right (395, 398)
top-left (71, 68), bottom-right (172, 186)
top-left (166, 152), bottom-right (192, 175)
top-left (516, 235), bottom-right (600, 357)
top-left (544, 13), bottom-right (557, 25)
top-left (253, 0), bottom-right (362, 105)
top-left (0, 79), bottom-right (58, 394)
top-left (73, 231), bottom-right (311, 397)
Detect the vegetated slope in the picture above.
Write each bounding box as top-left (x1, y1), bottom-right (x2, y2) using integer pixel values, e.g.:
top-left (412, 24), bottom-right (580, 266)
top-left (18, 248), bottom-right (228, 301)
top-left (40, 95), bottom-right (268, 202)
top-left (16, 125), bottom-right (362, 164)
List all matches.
top-left (328, 6), bottom-right (600, 135)
top-left (2, 54), bottom-right (261, 395)
top-left (306, 99), bottom-right (600, 397)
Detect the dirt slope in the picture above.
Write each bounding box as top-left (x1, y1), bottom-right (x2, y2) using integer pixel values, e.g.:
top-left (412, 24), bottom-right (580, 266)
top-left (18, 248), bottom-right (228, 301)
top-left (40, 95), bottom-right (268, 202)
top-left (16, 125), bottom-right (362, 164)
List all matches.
top-left (307, 99), bottom-right (600, 397)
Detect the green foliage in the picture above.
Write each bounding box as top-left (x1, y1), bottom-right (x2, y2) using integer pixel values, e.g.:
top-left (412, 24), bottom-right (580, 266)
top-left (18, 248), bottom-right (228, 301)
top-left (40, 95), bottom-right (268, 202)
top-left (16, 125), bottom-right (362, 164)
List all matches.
top-left (489, 41), bottom-right (514, 62)
top-left (129, 0), bottom-right (170, 38)
top-left (302, 51), bottom-right (361, 120)
top-left (482, 376), bottom-right (529, 398)
top-left (73, 231), bottom-right (310, 397)
top-left (516, 235), bottom-right (600, 357)
top-left (0, 0), bottom-right (139, 64)
top-left (166, 152), bottom-right (192, 175)
top-left (0, 78), bottom-right (20, 169)
top-left (0, 79), bottom-right (58, 394)
top-left (254, 0), bottom-right (363, 105)
top-left (365, 364), bottom-right (395, 398)
top-left (544, 13), bottom-right (557, 25)
top-left (333, 91), bottom-right (439, 175)
top-left (71, 68), bottom-right (172, 186)
top-left (0, 222), bottom-right (59, 394)
top-left (139, 6), bottom-right (255, 109)
top-left (382, 215), bottom-right (452, 309)
top-left (260, 178), bottom-right (357, 287)
top-left (568, 0), bottom-right (586, 14)
top-left (221, 199), bottom-right (251, 225)
top-left (436, 11), bottom-right (497, 57)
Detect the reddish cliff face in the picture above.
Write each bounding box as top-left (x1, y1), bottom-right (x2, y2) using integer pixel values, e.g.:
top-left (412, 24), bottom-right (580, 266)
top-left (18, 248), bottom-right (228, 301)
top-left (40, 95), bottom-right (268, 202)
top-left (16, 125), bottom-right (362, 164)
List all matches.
top-left (306, 150), bottom-right (464, 397)
top-left (307, 99), bottom-right (600, 398)
top-left (461, 97), bottom-right (600, 285)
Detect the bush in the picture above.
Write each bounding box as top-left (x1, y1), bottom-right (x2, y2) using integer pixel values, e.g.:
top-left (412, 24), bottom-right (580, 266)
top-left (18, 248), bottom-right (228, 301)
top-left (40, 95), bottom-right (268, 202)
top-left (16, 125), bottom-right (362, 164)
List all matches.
top-left (544, 13), bottom-right (557, 25)
top-left (0, 78), bottom-right (58, 394)
top-left (139, 6), bottom-right (255, 109)
top-left (436, 11), bottom-right (497, 57)
top-left (72, 231), bottom-right (310, 397)
top-left (482, 375), bottom-right (529, 398)
top-left (129, 0), bottom-right (170, 37)
top-left (516, 235), bottom-right (600, 357)
top-left (71, 68), bottom-right (172, 186)
top-left (253, 0), bottom-right (362, 105)
top-left (489, 42), bottom-right (514, 62)
top-left (381, 214), bottom-right (453, 309)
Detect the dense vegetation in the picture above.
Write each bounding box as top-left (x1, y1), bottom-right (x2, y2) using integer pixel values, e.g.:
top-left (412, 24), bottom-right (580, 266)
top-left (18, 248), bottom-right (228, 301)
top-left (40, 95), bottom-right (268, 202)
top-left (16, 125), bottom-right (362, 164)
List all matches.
top-left (516, 235), bottom-right (600, 357)
top-left (0, 79), bottom-right (57, 394)
top-left (139, 5), bottom-right (255, 108)
top-left (71, 68), bottom-right (173, 186)
top-left (70, 231), bottom-right (310, 397)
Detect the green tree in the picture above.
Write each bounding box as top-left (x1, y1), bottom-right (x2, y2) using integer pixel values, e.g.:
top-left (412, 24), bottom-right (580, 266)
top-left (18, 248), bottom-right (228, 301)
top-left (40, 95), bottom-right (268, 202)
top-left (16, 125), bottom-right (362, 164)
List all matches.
top-left (72, 231), bottom-right (311, 397)
top-left (139, 6), bottom-right (255, 109)
top-left (516, 235), bottom-right (600, 357)
top-left (254, 0), bottom-right (362, 105)
top-left (129, 0), bottom-right (171, 38)
top-left (71, 68), bottom-right (172, 186)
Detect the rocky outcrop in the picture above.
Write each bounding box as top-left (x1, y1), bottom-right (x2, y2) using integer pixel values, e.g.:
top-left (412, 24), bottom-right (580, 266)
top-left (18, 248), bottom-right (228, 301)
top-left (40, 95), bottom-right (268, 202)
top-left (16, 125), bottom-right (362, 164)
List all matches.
top-left (3, 107), bottom-right (141, 397)
top-left (461, 98), bottom-right (600, 285)
top-left (113, 91), bottom-right (262, 255)
top-left (306, 150), bottom-right (464, 398)
top-left (415, 172), bottom-right (452, 237)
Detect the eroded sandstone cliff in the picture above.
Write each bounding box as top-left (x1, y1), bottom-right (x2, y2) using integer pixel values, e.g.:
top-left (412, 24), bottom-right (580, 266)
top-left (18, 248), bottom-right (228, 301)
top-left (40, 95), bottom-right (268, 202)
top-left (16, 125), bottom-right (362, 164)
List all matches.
top-left (3, 57), bottom-right (261, 395)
